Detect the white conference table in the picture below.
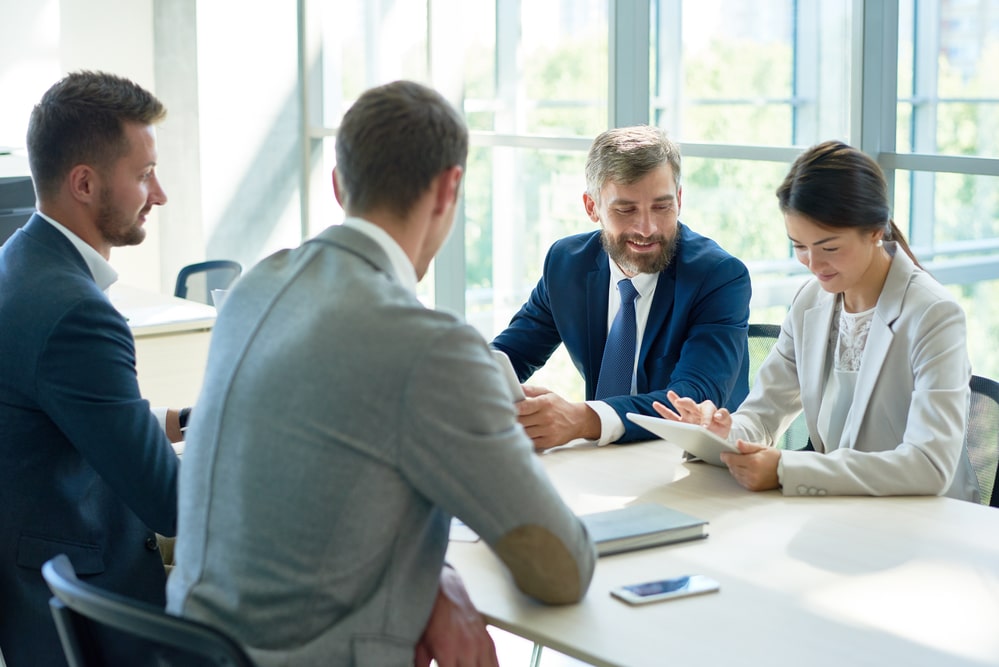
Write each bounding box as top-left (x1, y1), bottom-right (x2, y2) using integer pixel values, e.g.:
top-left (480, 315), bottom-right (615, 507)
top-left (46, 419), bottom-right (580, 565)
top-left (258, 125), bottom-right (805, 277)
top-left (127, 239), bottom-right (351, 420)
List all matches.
top-left (446, 440), bottom-right (999, 667)
top-left (108, 283), bottom-right (217, 407)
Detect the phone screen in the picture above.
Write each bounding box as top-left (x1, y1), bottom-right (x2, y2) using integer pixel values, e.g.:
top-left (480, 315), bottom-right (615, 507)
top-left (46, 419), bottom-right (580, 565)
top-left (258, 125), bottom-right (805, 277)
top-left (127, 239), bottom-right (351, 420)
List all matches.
top-left (612, 574), bottom-right (720, 605)
top-left (624, 576), bottom-right (696, 597)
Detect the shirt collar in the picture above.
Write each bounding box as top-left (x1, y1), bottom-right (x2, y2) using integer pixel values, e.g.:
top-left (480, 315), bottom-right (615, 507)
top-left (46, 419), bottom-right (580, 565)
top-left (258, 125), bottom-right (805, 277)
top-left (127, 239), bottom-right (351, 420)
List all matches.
top-left (341, 217), bottom-right (418, 294)
top-left (607, 256), bottom-right (658, 299)
top-left (36, 211), bottom-right (119, 291)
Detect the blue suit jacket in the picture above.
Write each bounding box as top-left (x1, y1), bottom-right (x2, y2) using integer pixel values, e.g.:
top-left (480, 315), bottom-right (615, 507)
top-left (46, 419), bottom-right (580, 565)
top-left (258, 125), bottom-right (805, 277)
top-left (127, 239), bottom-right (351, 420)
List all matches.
top-left (492, 224), bottom-right (751, 442)
top-left (0, 216), bottom-right (179, 667)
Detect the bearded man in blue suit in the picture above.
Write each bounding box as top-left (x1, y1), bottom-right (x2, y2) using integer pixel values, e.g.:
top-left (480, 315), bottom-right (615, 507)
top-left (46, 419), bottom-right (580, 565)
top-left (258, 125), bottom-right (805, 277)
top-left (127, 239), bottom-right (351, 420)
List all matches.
top-left (0, 71), bottom-right (184, 667)
top-left (493, 126), bottom-right (751, 450)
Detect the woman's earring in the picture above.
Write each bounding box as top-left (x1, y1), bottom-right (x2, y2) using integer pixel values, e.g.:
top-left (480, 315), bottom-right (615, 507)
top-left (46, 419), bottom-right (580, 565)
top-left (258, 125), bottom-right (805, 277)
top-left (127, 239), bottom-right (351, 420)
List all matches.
top-left (876, 239), bottom-right (884, 247)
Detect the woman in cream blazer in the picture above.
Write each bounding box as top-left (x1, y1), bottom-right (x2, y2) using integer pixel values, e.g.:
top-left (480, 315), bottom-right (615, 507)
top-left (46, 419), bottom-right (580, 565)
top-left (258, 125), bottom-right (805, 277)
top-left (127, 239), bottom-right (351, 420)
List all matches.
top-left (659, 141), bottom-right (980, 501)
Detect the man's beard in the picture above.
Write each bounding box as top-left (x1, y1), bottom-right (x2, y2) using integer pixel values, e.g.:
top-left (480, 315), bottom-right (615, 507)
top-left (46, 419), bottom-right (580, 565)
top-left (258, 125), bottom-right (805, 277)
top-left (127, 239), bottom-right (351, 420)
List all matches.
top-left (601, 229), bottom-right (678, 275)
top-left (96, 186), bottom-right (146, 248)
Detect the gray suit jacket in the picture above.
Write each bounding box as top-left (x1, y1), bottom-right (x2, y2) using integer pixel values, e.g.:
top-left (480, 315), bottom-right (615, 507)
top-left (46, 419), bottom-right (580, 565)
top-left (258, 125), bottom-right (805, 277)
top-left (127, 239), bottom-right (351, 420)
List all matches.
top-left (731, 248), bottom-right (979, 500)
top-left (167, 223), bottom-right (596, 666)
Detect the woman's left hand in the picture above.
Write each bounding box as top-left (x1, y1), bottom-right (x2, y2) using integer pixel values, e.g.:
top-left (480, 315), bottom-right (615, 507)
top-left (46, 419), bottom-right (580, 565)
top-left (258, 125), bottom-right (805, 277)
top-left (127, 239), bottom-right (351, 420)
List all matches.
top-left (720, 441), bottom-right (781, 491)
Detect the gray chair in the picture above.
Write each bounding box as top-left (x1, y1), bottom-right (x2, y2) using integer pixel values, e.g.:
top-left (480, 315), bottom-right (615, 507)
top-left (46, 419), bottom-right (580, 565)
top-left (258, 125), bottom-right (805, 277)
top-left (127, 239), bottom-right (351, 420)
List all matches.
top-left (747, 323), bottom-right (781, 388)
top-left (174, 260), bottom-right (242, 305)
top-left (42, 554), bottom-right (254, 667)
top-left (747, 323), bottom-right (809, 450)
top-left (967, 374), bottom-right (999, 507)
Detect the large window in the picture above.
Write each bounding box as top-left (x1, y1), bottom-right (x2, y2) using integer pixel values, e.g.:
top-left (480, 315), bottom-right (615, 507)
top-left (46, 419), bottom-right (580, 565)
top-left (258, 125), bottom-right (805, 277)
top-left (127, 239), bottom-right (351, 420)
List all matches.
top-left (302, 0), bottom-right (999, 382)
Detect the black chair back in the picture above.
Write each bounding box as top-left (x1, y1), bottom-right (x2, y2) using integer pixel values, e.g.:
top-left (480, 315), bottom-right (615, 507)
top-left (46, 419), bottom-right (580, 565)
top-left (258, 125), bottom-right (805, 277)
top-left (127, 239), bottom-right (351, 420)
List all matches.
top-left (42, 554), bottom-right (254, 667)
top-left (174, 260), bottom-right (243, 305)
top-left (968, 374), bottom-right (999, 507)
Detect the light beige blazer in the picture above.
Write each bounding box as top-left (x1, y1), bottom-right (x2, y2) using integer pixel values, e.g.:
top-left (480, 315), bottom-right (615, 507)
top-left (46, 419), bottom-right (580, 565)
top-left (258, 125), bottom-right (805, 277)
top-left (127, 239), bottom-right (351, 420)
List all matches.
top-left (732, 248), bottom-right (980, 501)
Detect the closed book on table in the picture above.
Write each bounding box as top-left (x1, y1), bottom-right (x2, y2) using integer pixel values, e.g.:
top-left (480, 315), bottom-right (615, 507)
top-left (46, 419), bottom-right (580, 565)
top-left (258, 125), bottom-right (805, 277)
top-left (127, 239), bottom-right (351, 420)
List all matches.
top-left (580, 503), bottom-right (708, 556)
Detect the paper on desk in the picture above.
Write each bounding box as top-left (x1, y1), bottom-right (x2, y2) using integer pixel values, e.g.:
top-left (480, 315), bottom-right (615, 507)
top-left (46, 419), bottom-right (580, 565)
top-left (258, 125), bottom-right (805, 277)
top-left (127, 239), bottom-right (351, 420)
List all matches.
top-left (449, 517), bottom-right (480, 542)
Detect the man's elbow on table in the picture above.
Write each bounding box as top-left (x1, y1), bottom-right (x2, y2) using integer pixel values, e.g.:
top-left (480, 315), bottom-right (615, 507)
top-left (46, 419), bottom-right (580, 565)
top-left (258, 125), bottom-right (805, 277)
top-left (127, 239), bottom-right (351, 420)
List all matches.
top-left (493, 524), bottom-right (596, 604)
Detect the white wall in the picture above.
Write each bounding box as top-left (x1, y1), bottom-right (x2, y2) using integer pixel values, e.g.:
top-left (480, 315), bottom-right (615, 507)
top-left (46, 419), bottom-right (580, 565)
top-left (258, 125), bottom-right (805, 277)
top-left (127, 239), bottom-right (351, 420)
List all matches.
top-left (0, 0), bottom-right (303, 293)
top-left (193, 1), bottom-right (302, 269)
top-left (0, 0), bottom-right (162, 291)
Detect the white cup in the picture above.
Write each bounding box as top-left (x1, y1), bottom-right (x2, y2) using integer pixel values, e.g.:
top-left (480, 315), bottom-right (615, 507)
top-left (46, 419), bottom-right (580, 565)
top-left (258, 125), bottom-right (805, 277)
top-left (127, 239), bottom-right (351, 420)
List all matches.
top-left (211, 289), bottom-right (230, 310)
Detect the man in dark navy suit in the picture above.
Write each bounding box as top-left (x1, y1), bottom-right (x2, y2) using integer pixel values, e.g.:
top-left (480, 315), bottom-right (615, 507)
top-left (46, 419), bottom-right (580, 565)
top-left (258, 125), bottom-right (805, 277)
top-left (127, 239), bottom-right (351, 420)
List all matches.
top-left (0, 71), bottom-right (183, 667)
top-left (493, 126), bottom-right (751, 450)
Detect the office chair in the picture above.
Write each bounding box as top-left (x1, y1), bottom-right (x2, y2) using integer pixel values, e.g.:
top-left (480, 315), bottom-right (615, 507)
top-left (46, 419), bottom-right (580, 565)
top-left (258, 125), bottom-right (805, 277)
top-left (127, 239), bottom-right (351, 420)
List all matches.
top-left (42, 554), bottom-right (255, 667)
top-left (174, 260), bottom-right (243, 305)
top-left (967, 374), bottom-right (999, 507)
top-left (746, 323), bottom-right (809, 450)
top-left (747, 323), bottom-right (781, 388)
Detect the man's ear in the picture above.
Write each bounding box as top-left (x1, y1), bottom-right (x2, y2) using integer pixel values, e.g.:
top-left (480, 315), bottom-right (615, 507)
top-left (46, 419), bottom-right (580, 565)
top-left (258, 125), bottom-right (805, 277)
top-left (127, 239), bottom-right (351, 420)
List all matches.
top-left (676, 185), bottom-right (683, 214)
top-left (432, 166), bottom-right (463, 215)
top-left (332, 168), bottom-right (345, 208)
top-left (67, 165), bottom-right (98, 204)
top-left (583, 192), bottom-right (600, 223)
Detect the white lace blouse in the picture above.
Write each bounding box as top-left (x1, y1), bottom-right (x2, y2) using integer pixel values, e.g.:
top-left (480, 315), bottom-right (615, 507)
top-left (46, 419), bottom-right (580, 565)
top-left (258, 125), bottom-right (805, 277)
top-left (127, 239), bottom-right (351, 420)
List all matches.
top-left (816, 298), bottom-right (876, 451)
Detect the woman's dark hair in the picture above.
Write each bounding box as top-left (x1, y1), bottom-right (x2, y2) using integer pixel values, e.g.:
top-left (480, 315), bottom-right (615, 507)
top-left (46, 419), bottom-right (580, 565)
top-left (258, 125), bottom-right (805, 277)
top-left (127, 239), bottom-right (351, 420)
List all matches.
top-left (776, 140), bottom-right (919, 266)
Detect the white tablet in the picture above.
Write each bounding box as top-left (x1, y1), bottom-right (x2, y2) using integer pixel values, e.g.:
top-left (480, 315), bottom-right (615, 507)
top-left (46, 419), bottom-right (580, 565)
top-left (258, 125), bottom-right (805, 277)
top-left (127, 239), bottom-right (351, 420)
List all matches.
top-left (626, 413), bottom-right (739, 467)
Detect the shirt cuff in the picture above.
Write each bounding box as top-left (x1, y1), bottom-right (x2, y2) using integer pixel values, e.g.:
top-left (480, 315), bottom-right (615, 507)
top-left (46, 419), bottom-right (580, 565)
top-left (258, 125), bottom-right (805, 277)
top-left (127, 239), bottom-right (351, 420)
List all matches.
top-left (585, 400), bottom-right (626, 446)
top-left (151, 406), bottom-right (169, 434)
top-left (776, 451), bottom-right (785, 487)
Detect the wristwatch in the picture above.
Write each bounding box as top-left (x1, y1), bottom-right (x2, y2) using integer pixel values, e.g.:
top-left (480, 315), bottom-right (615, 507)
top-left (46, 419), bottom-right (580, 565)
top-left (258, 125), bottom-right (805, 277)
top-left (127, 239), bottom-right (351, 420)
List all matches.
top-left (178, 407), bottom-right (192, 431)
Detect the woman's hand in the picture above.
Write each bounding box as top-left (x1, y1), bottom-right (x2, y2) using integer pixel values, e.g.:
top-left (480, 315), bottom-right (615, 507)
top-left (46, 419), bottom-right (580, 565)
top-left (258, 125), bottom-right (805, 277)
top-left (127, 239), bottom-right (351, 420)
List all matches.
top-left (652, 390), bottom-right (733, 440)
top-left (720, 441), bottom-right (781, 491)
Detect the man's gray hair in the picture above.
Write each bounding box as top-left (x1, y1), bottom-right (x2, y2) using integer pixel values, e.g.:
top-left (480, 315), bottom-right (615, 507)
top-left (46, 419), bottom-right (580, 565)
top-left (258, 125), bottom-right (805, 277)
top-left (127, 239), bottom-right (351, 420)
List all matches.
top-left (584, 125), bottom-right (681, 202)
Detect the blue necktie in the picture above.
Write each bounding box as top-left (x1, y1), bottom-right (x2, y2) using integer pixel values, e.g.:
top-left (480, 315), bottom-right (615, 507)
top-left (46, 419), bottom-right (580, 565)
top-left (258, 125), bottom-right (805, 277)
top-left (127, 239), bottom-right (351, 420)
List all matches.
top-left (595, 278), bottom-right (639, 399)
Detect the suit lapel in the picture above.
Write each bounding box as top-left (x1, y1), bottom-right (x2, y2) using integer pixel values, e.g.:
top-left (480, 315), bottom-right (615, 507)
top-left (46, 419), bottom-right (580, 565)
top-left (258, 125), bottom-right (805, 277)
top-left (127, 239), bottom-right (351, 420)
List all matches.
top-left (842, 251), bottom-right (911, 448)
top-left (639, 269), bottom-right (676, 387)
top-left (20, 215), bottom-right (93, 278)
top-left (586, 250), bottom-right (611, 398)
top-left (800, 294), bottom-right (836, 452)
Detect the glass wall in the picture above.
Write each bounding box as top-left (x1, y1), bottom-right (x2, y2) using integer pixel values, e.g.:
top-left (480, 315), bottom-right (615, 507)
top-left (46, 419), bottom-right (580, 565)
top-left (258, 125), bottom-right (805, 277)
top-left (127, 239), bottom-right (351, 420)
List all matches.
top-left (303, 0), bottom-right (999, 381)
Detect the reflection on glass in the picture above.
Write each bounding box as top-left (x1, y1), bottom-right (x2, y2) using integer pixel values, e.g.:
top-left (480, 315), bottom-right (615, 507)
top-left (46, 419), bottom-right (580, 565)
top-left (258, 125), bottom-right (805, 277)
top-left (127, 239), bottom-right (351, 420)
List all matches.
top-left (897, 0), bottom-right (999, 158)
top-left (462, 0), bottom-right (608, 136)
top-left (464, 146), bottom-right (588, 339)
top-left (654, 0), bottom-right (851, 146)
top-left (682, 156), bottom-right (791, 265)
top-left (318, 1), bottom-right (429, 124)
top-left (893, 170), bottom-right (999, 249)
top-left (949, 279), bottom-right (999, 381)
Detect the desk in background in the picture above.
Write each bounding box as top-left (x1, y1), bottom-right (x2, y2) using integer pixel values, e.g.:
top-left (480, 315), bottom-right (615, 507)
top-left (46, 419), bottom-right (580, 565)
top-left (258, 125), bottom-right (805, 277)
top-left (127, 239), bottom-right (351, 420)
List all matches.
top-left (448, 441), bottom-right (999, 667)
top-left (109, 284), bottom-right (216, 407)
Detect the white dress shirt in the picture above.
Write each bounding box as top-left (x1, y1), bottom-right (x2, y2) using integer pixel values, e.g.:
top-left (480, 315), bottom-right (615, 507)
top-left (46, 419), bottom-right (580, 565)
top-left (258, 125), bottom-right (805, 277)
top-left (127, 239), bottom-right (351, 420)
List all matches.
top-left (36, 210), bottom-right (118, 290)
top-left (585, 259), bottom-right (660, 446)
top-left (342, 217), bottom-right (418, 295)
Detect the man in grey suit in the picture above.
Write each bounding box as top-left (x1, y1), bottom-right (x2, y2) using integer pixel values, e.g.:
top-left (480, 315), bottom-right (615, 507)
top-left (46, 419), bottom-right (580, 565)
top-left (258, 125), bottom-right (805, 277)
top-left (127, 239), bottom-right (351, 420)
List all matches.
top-left (167, 80), bottom-right (596, 667)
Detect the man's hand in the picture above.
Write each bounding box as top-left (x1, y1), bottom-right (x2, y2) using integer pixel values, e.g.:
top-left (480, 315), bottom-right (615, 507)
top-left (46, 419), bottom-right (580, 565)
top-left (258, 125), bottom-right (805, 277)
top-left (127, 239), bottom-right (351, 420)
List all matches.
top-left (165, 408), bottom-right (185, 444)
top-left (719, 441), bottom-right (781, 491)
top-left (516, 386), bottom-right (601, 451)
top-left (415, 565), bottom-right (498, 667)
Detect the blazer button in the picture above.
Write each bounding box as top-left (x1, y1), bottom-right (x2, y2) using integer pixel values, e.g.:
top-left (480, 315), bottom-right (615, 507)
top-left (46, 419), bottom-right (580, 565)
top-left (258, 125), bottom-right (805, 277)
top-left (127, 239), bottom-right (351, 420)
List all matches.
top-left (796, 485), bottom-right (808, 495)
top-left (145, 536), bottom-right (159, 551)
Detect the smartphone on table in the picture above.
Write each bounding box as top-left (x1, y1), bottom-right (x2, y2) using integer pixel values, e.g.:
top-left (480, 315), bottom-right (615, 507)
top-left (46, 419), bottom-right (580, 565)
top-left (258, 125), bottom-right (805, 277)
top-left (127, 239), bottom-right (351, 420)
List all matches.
top-left (610, 574), bottom-right (720, 605)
